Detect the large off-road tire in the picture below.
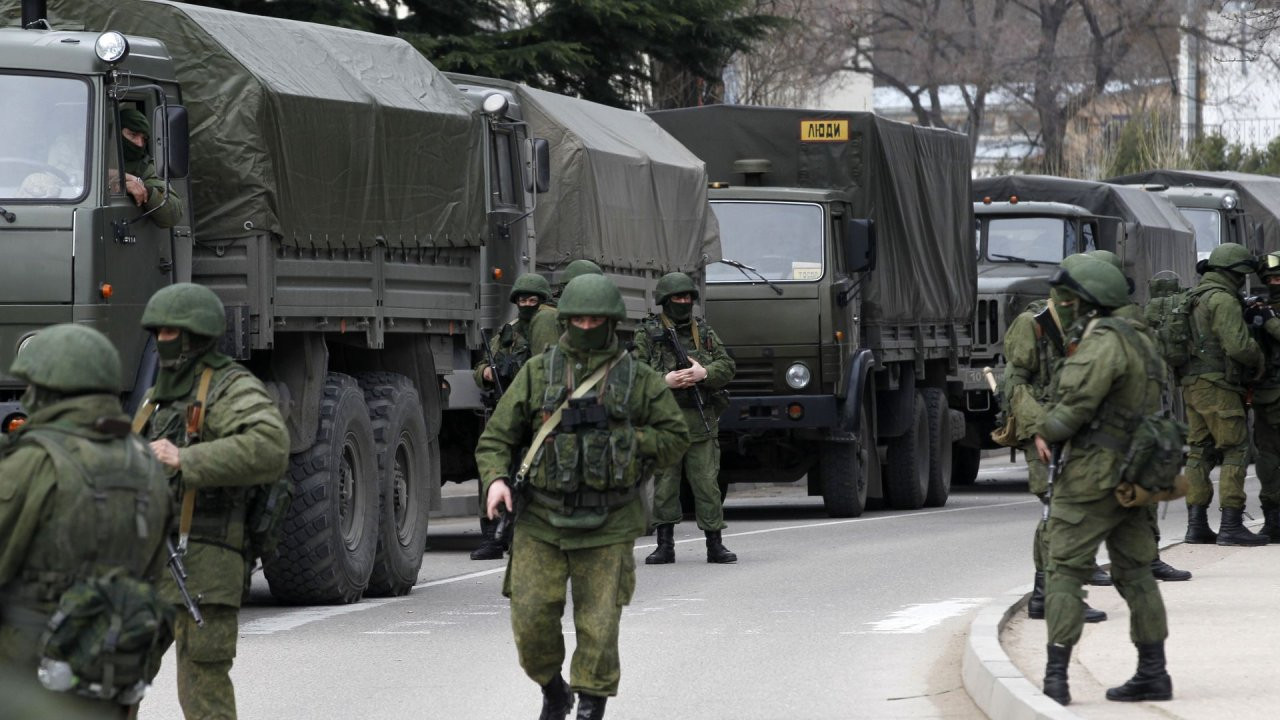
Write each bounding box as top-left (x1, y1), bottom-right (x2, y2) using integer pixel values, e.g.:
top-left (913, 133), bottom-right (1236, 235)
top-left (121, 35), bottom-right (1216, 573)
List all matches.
top-left (357, 372), bottom-right (434, 597)
top-left (884, 393), bottom-right (929, 510)
top-left (266, 373), bottom-right (380, 604)
top-left (922, 388), bottom-right (953, 508)
top-left (819, 405), bottom-right (873, 518)
top-left (952, 445), bottom-right (981, 486)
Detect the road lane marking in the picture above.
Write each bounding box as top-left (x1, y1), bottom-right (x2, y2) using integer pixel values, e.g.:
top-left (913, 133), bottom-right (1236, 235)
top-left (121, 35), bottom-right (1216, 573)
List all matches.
top-left (844, 598), bottom-right (988, 635)
top-left (240, 599), bottom-right (397, 635)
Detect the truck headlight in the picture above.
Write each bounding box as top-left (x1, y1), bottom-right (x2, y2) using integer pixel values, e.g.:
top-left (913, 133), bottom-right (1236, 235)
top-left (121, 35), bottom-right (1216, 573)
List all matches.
top-left (95, 32), bottom-right (130, 64)
top-left (1222, 195), bottom-right (1238, 210)
top-left (785, 362), bottom-right (811, 390)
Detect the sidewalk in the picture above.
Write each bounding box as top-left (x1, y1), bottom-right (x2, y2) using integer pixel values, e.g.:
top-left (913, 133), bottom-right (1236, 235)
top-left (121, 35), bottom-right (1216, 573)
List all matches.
top-left (964, 531), bottom-right (1280, 720)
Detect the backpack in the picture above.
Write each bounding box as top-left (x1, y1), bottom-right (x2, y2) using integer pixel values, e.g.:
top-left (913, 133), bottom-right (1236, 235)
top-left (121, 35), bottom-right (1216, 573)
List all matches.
top-left (1143, 274), bottom-right (1194, 371)
top-left (38, 568), bottom-right (172, 704)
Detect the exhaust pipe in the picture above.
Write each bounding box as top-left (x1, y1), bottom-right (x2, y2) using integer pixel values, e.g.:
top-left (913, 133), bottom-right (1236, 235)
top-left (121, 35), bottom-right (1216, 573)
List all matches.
top-left (22, 0), bottom-right (48, 29)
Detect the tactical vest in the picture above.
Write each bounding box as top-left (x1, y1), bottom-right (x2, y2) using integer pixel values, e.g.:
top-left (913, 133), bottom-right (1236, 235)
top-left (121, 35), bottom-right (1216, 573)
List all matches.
top-left (494, 320), bottom-right (533, 384)
top-left (639, 314), bottom-right (727, 411)
top-left (528, 347), bottom-right (643, 500)
top-left (142, 365), bottom-right (252, 554)
top-left (1184, 286), bottom-right (1237, 379)
top-left (4, 425), bottom-right (170, 608)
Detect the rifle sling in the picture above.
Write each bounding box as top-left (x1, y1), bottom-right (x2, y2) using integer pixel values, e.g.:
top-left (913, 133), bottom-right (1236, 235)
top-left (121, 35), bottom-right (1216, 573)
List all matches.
top-left (514, 352), bottom-right (621, 482)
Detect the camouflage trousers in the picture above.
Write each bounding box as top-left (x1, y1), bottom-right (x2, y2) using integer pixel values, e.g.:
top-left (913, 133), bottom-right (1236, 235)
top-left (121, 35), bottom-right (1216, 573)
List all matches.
top-left (504, 531), bottom-right (636, 696)
top-left (1045, 495), bottom-right (1167, 647)
top-left (169, 603), bottom-right (238, 720)
top-left (1183, 379), bottom-right (1250, 509)
top-left (1250, 400), bottom-right (1280, 510)
top-left (651, 436), bottom-right (725, 530)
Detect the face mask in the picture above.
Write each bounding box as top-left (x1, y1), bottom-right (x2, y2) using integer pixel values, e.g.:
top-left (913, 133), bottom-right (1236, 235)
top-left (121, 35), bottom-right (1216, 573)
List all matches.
top-left (1049, 289), bottom-right (1077, 332)
top-left (663, 301), bottom-right (693, 323)
top-left (1269, 281), bottom-right (1280, 303)
top-left (565, 322), bottom-right (612, 351)
top-left (156, 336), bottom-right (186, 369)
top-left (122, 140), bottom-right (147, 163)
top-left (517, 305), bottom-right (539, 323)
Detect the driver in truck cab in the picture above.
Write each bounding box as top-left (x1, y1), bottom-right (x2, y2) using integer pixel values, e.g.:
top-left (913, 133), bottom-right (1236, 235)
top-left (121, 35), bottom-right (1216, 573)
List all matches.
top-left (110, 107), bottom-right (184, 228)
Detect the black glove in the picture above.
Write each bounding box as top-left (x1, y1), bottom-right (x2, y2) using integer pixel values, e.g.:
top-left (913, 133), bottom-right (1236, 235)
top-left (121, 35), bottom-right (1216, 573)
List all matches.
top-left (1245, 301), bottom-right (1277, 328)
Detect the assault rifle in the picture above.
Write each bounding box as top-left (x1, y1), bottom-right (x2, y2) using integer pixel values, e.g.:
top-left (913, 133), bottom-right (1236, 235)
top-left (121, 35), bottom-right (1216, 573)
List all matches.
top-left (480, 328), bottom-right (505, 399)
top-left (493, 473), bottom-right (524, 540)
top-left (664, 325), bottom-right (712, 433)
top-left (166, 538), bottom-right (204, 627)
top-left (1044, 443), bottom-right (1063, 523)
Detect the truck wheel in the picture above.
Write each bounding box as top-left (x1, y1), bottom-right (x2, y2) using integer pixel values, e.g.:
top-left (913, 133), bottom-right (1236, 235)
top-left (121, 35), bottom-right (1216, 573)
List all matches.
top-left (358, 372), bottom-right (434, 597)
top-left (884, 393), bottom-right (928, 510)
top-left (952, 446), bottom-right (981, 486)
top-left (922, 388), bottom-right (952, 508)
top-left (819, 405), bottom-right (873, 518)
top-left (266, 373), bottom-right (380, 604)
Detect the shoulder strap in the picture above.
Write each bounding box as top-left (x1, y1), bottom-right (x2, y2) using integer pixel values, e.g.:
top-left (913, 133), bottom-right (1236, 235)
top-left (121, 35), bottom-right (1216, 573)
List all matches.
top-left (514, 351), bottom-right (624, 482)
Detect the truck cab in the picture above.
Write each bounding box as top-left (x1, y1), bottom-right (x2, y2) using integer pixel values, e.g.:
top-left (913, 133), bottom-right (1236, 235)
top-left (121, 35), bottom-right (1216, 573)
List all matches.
top-left (1131, 184), bottom-right (1248, 260)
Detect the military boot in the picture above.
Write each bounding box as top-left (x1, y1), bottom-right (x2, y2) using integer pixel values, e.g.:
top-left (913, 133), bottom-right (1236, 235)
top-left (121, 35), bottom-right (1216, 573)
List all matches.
top-left (1217, 507), bottom-right (1269, 546)
top-left (1184, 505), bottom-right (1217, 544)
top-left (644, 524), bottom-right (675, 565)
top-left (539, 675), bottom-right (573, 720)
top-left (1260, 506), bottom-right (1280, 543)
top-left (1027, 572), bottom-right (1106, 622)
top-left (705, 530), bottom-right (737, 564)
top-left (1151, 553), bottom-right (1192, 581)
top-left (1043, 643), bottom-right (1072, 706)
top-left (576, 693), bottom-right (607, 720)
top-left (470, 517), bottom-right (506, 561)
top-left (1105, 642), bottom-right (1173, 702)
top-left (1088, 566), bottom-right (1113, 586)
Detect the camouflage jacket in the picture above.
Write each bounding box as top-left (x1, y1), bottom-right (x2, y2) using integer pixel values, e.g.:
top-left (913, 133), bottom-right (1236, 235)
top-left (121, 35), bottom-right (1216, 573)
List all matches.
top-left (1183, 271), bottom-right (1262, 390)
top-left (1002, 299), bottom-right (1059, 444)
top-left (473, 317), bottom-right (533, 390)
top-left (475, 335), bottom-right (689, 550)
top-left (527, 303), bottom-right (561, 356)
top-left (139, 361), bottom-right (288, 607)
top-left (123, 156), bottom-right (184, 230)
top-left (631, 313), bottom-right (735, 440)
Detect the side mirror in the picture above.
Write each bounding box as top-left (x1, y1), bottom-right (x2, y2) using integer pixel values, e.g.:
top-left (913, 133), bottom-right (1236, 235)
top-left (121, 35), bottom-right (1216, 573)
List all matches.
top-left (845, 218), bottom-right (876, 273)
top-left (528, 137), bottom-right (550, 194)
top-left (155, 105), bottom-right (189, 180)
top-left (1255, 222), bottom-right (1266, 254)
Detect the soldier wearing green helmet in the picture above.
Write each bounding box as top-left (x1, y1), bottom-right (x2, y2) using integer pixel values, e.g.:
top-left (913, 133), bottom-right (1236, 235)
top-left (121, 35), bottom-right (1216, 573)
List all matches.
top-left (470, 272), bottom-right (553, 561)
top-left (134, 283), bottom-right (289, 720)
top-left (1031, 256), bottom-right (1174, 706)
top-left (0, 324), bottom-right (173, 716)
top-left (475, 274), bottom-right (688, 720)
top-left (1179, 242), bottom-right (1267, 546)
top-left (1246, 250), bottom-right (1280, 541)
top-left (528, 259), bottom-right (605, 355)
top-left (115, 107), bottom-right (184, 229)
top-left (632, 271), bottom-right (738, 564)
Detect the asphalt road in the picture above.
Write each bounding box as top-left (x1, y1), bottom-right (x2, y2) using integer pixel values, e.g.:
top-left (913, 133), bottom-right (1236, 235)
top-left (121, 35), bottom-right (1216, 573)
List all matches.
top-left (136, 458), bottom-right (1195, 720)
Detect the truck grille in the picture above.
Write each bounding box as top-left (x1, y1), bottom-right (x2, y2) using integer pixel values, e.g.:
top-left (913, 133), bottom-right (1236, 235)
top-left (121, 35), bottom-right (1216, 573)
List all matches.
top-left (727, 360), bottom-right (774, 394)
top-left (976, 298), bottom-right (1001, 347)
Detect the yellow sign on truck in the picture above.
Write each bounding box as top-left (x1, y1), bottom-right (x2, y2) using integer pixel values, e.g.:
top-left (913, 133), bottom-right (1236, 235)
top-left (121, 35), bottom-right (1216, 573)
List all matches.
top-left (800, 119), bottom-right (848, 142)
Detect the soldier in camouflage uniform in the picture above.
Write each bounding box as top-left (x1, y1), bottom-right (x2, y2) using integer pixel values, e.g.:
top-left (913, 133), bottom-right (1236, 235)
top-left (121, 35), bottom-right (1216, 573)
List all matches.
top-left (0, 325), bottom-right (172, 717)
top-left (529, 259), bottom-right (604, 355)
top-left (1246, 250), bottom-right (1280, 541)
top-left (1002, 257), bottom-right (1106, 624)
top-left (1085, 251), bottom-right (1191, 581)
top-left (470, 272), bottom-right (553, 561)
top-left (1032, 257), bottom-right (1173, 706)
top-left (135, 284), bottom-right (289, 720)
top-left (116, 108), bottom-right (184, 229)
top-left (633, 272), bottom-right (738, 564)
top-left (1180, 243), bottom-right (1267, 546)
top-left (476, 274), bottom-right (688, 720)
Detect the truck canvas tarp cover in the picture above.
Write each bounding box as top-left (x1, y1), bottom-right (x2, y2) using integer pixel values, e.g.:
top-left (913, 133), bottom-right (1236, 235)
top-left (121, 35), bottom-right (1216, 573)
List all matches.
top-left (648, 105), bottom-right (974, 327)
top-left (486, 80), bottom-right (719, 274)
top-left (1107, 169), bottom-right (1280, 254)
top-left (973, 175), bottom-right (1197, 299)
top-left (26, 0), bottom-right (486, 248)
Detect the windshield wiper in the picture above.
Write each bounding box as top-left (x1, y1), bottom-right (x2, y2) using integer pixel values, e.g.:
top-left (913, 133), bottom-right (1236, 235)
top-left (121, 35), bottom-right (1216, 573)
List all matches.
top-left (715, 258), bottom-right (783, 295)
top-left (990, 253), bottom-right (1039, 267)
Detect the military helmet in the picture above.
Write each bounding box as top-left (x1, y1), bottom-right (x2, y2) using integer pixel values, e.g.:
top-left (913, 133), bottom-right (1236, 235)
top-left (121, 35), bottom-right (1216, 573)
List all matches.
top-left (655, 272), bottom-right (698, 304)
top-left (1206, 242), bottom-right (1257, 274)
top-left (1259, 251), bottom-right (1280, 280)
top-left (557, 274), bottom-right (627, 321)
top-left (509, 273), bottom-right (551, 303)
top-left (560, 259), bottom-right (604, 287)
top-left (141, 283), bottom-right (226, 338)
top-left (1084, 249), bottom-right (1135, 295)
top-left (1050, 255), bottom-right (1129, 309)
top-left (10, 324), bottom-right (122, 394)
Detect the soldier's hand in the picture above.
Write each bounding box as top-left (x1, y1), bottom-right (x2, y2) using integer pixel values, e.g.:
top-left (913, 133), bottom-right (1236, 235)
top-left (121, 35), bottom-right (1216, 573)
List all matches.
top-left (149, 439), bottom-right (182, 470)
top-left (124, 173), bottom-right (148, 207)
top-left (664, 370), bottom-right (691, 389)
top-left (486, 478), bottom-right (513, 520)
top-left (1034, 435), bottom-right (1051, 464)
top-left (483, 366), bottom-right (494, 383)
top-left (688, 359), bottom-right (707, 383)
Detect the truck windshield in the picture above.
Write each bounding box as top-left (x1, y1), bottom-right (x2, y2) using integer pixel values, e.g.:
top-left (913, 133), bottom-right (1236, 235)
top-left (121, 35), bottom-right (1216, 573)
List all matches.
top-left (1177, 208), bottom-right (1221, 260)
top-left (707, 201), bottom-right (824, 282)
top-left (985, 216), bottom-right (1067, 263)
top-left (0, 74), bottom-right (89, 202)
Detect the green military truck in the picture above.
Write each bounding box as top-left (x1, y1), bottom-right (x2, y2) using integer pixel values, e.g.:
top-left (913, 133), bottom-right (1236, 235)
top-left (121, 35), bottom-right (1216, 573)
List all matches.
top-left (0, 0), bottom-right (711, 604)
top-left (649, 106), bottom-right (974, 517)
top-left (959, 175), bottom-right (1197, 470)
top-left (1108, 169), bottom-right (1279, 257)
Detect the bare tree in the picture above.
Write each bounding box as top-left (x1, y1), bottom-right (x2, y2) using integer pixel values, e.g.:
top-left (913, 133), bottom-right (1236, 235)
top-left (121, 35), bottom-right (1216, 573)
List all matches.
top-left (729, 0), bottom-right (852, 108)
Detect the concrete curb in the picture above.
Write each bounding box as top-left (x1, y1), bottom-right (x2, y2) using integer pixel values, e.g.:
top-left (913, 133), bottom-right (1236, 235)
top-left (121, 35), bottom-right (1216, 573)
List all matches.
top-left (962, 585), bottom-right (1081, 720)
